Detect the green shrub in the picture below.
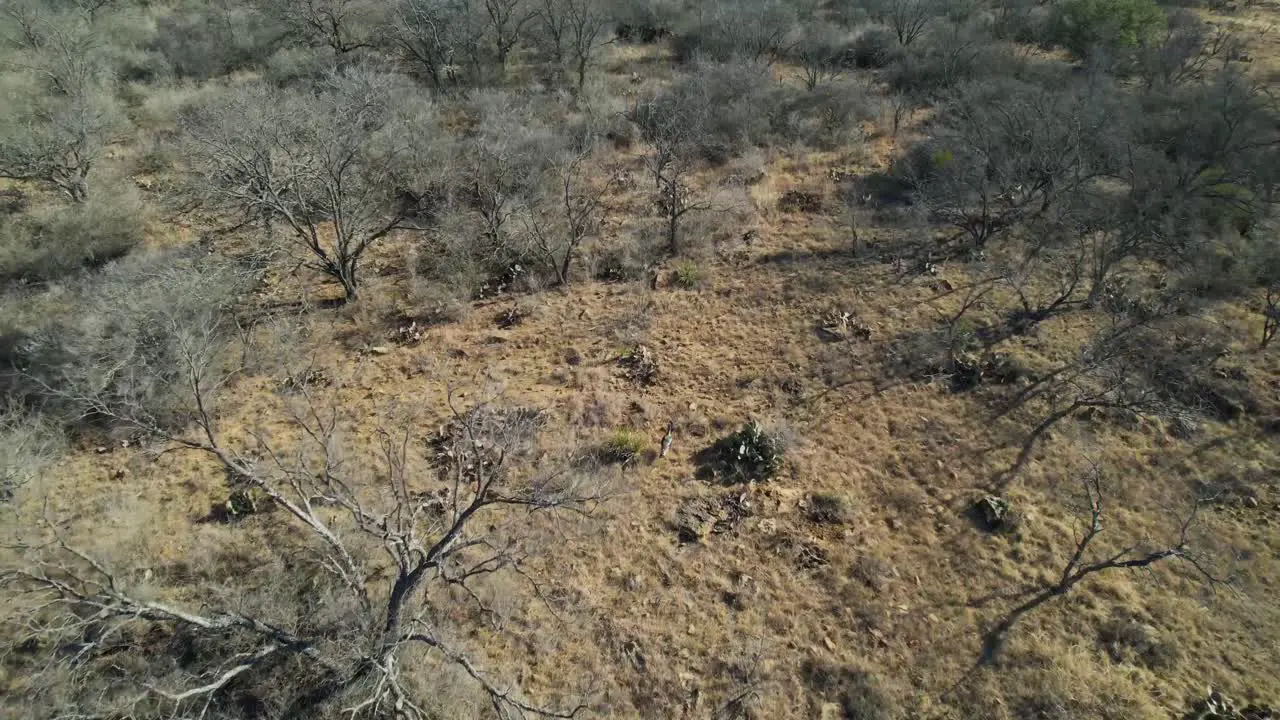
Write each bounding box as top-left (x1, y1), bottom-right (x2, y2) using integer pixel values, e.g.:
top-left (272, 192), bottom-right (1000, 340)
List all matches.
top-left (0, 188), bottom-right (146, 283)
top-left (849, 25), bottom-right (901, 68)
top-left (711, 422), bottom-right (785, 483)
top-left (599, 429), bottom-right (646, 464)
top-left (671, 261), bottom-right (700, 288)
top-left (9, 250), bottom-right (254, 430)
top-left (0, 409), bottom-right (61, 501)
top-left (1050, 0), bottom-right (1165, 58)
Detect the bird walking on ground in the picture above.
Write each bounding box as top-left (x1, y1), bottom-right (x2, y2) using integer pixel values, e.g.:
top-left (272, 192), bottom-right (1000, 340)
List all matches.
top-left (660, 421), bottom-right (675, 458)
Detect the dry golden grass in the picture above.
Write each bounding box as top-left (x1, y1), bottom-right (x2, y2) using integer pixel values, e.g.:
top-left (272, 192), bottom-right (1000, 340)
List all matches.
top-left (7, 17), bottom-right (1280, 720)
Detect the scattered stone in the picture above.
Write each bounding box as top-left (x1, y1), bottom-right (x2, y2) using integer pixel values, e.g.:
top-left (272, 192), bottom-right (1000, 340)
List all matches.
top-left (1245, 496), bottom-right (1260, 509)
top-left (369, 346), bottom-right (391, 356)
top-left (1185, 689), bottom-right (1276, 720)
top-left (973, 495), bottom-right (1018, 533)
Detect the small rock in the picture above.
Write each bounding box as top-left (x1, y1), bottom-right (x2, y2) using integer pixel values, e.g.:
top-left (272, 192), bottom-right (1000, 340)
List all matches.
top-left (369, 346), bottom-right (391, 356)
top-left (94, 446), bottom-right (109, 454)
top-left (822, 635), bottom-right (836, 651)
top-left (1244, 496), bottom-right (1259, 509)
top-left (886, 517), bottom-right (899, 531)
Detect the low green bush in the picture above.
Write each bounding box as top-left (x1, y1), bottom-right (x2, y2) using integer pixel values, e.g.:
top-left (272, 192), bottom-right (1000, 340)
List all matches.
top-left (0, 188), bottom-right (146, 283)
top-left (599, 429), bottom-right (646, 464)
top-left (710, 421), bottom-right (785, 483)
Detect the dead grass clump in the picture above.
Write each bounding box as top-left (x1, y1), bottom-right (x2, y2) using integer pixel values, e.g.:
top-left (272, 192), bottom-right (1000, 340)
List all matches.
top-left (618, 343), bottom-right (659, 386)
top-left (495, 303), bottom-right (530, 328)
top-left (777, 189), bottom-right (825, 213)
top-left (850, 554), bottom-right (891, 592)
top-left (807, 492), bottom-right (848, 525)
top-left (591, 237), bottom-right (652, 283)
top-left (802, 661), bottom-right (896, 720)
top-left (1097, 612), bottom-right (1180, 670)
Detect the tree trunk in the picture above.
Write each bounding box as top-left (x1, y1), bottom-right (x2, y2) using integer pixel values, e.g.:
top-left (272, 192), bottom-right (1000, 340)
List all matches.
top-left (558, 247), bottom-right (573, 286)
top-left (667, 204), bottom-right (679, 256)
top-left (1086, 267), bottom-right (1108, 307)
top-left (337, 261), bottom-right (359, 302)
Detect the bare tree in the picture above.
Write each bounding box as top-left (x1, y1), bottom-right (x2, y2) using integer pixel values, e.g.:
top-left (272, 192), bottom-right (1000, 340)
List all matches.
top-left (991, 211), bottom-right (1091, 333)
top-left (395, 0), bottom-right (533, 84)
top-left (268, 0), bottom-right (383, 54)
top-left (5, 280), bottom-right (606, 717)
top-left (396, 0), bottom-right (490, 87)
top-left (483, 0), bottom-right (535, 71)
top-left (523, 147), bottom-right (612, 285)
top-left (0, 88), bottom-right (120, 202)
top-left (903, 80), bottom-right (1117, 249)
top-left (791, 22), bottom-right (846, 90)
top-left (455, 96), bottom-right (565, 285)
top-left (1264, 286), bottom-right (1280, 350)
top-left (993, 314), bottom-right (1228, 486)
top-left (562, 0), bottom-right (612, 90)
top-left (629, 91), bottom-right (714, 256)
top-left (0, 408), bottom-right (60, 501)
top-left (980, 461), bottom-right (1224, 664)
top-left (180, 68), bottom-right (438, 302)
top-left (681, 0), bottom-right (797, 63)
top-left (0, 5), bottom-right (121, 202)
top-left (4, 396), bottom-right (604, 718)
top-left (1138, 9), bottom-right (1245, 90)
top-left (0, 2), bottom-right (103, 95)
top-left (867, 0), bottom-right (938, 46)
top-left (531, 0), bottom-right (611, 89)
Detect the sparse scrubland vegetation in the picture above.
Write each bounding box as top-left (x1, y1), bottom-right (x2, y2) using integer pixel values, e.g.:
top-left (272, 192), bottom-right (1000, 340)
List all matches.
top-left (2, 0), bottom-right (1280, 717)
